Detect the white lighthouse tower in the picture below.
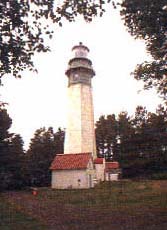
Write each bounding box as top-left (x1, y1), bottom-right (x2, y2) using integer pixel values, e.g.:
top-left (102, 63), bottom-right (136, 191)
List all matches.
top-left (50, 43), bottom-right (121, 188)
top-left (50, 43), bottom-right (97, 189)
top-left (64, 42), bottom-right (96, 158)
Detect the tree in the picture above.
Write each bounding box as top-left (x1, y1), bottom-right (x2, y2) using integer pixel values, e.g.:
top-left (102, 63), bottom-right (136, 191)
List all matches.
top-left (118, 105), bottom-right (167, 177)
top-left (0, 0), bottom-right (106, 83)
top-left (116, 111), bottom-right (141, 177)
top-left (0, 105), bottom-right (25, 190)
top-left (131, 106), bottom-right (148, 155)
top-left (120, 0), bottom-right (167, 100)
top-left (95, 106), bottom-right (167, 178)
top-left (0, 106), bottom-right (12, 190)
top-left (132, 105), bottom-right (167, 159)
top-left (0, 106), bottom-right (12, 141)
top-left (142, 106), bottom-right (167, 174)
top-left (118, 111), bottom-right (133, 138)
top-left (7, 134), bottom-right (25, 189)
top-left (26, 127), bottom-right (65, 187)
top-left (2, 0), bottom-right (166, 101)
top-left (53, 127), bottom-right (65, 154)
top-left (95, 114), bottom-right (117, 160)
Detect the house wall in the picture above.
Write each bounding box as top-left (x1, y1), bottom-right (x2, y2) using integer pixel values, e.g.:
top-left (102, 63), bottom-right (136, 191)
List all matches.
top-left (105, 173), bottom-right (119, 181)
top-left (51, 169), bottom-right (94, 189)
top-left (95, 164), bottom-right (105, 182)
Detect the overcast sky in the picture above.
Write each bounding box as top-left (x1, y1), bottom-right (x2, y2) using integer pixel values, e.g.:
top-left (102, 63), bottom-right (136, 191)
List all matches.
top-left (1, 7), bottom-right (162, 149)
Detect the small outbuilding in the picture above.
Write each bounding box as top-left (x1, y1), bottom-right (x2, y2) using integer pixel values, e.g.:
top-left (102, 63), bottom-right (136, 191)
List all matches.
top-left (105, 162), bottom-right (121, 181)
top-left (50, 153), bottom-right (95, 189)
top-left (94, 158), bottom-right (121, 182)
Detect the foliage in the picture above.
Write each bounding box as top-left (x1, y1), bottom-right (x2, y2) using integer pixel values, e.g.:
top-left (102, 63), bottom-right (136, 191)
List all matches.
top-left (121, 105), bottom-right (167, 177)
top-left (26, 127), bottom-right (65, 187)
top-left (120, 0), bottom-right (167, 100)
top-left (0, 0), bottom-right (51, 81)
top-left (55, 0), bottom-right (106, 22)
top-left (0, 0), bottom-right (107, 83)
top-left (121, 0), bottom-right (167, 56)
top-left (95, 105), bottom-right (167, 178)
top-left (150, 172), bottom-right (167, 180)
top-left (1, 0), bottom-right (167, 100)
top-left (0, 106), bottom-right (12, 140)
top-left (7, 134), bottom-right (26, 188)
top-left (95, 111), bottom-right (135, 160)
top-left (0, 105), bottom-right (65, 190)
top-left (0, 106), bottom-right (25, 190)
top-left (133, 60), bottom-right (167, 100)
top-left (95, 114), bottom-right (117, 159)
top-left (117, 111), bottom-right (135, 154)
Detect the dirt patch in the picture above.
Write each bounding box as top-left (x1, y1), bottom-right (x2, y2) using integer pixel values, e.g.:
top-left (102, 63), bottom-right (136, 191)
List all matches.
top-left (152, 180), bottom-right (167, 191)
top-left (3, 182), bottom-right (167, 230)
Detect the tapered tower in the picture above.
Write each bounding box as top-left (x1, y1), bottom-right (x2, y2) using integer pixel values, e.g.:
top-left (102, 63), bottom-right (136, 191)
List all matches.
top-left (64, 42), bottom-right (96, 158)
top-left (50, 43), bottom-right (120, 189)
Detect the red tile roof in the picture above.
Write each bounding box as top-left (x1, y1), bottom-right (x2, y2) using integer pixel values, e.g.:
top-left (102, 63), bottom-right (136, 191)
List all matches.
top-left (94, 158), bottom-right (103, 164)
top-left (50, 153), bottom-right (92, 170)
top-left (105, 162), bottom-right (120, 171)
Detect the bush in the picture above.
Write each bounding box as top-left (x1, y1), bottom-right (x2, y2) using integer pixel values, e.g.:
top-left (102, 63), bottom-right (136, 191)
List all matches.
top-left (149, 172), bottom-right (167, 180)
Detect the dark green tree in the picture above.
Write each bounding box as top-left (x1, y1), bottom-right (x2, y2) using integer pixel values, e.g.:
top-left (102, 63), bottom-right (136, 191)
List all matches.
top-left (140, 106), bottom-right (167, 175)
top-left (117, 111), bottom-right (135, 153)
top-left (118, 105), bottom-right (167, 177)
top-left (155, 105), bottom-right (167, 173)
top-left (26, 127), bottom-right (64, 187)
top-left (0, 106), bottom-right (12, 190)
top-left (120, 0), bottom-right (167, 100)
top-left (2, 0), bottom-right (166, 101)
top-left (95, 114), bottom-right (117, 160)
top-left (95, 106), bottom-right (167, 178)
top-left (132, 105), bottom-right (167, 159)
top-left (0, 0), bottom-right (106, 83)
top-left (7, 134), bottom-right (25, 189)
top-left (53, 127), bottom-right (65, 154)
top-left (0, 105), bottom-right (25, 190)
top-left (116, 111), bottom-right (141, 177)
top-left (131, 106), bottom-right (148, 155)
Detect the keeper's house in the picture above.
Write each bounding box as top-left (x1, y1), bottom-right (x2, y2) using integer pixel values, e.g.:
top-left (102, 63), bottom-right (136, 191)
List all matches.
top-left (50, 153), bottom-right (95, 189)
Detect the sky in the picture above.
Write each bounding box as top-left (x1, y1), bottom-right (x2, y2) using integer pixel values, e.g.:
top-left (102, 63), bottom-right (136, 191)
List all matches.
top-left (1, 6), bottom-right (162, 149)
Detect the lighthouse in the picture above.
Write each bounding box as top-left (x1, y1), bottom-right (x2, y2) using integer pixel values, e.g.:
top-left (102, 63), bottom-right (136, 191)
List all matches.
top-left (50, 43), bottom-right (121, 188)
top-left (50, 43), bottom-right (97, 189)
top-left (64, 42), bottom-right (96, 158)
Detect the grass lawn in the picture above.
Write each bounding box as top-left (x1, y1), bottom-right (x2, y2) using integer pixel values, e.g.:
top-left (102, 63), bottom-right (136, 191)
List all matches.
top-left (0, 195), bottom-right (47, 230)
top-left (1, 180), bottom-right (167, 230)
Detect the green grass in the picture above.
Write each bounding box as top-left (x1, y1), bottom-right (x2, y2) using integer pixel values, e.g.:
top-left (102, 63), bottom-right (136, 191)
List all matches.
top-left (0, 195), bottom-right (47, 230)
top-left (38, 180), bottom-right (167, 209)
top-left (1, 180), bottom-right (167, 230)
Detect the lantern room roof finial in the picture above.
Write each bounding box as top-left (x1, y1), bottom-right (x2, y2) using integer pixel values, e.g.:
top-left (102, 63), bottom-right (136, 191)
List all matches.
top-left (72, 42), bottom-right (89, 53)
